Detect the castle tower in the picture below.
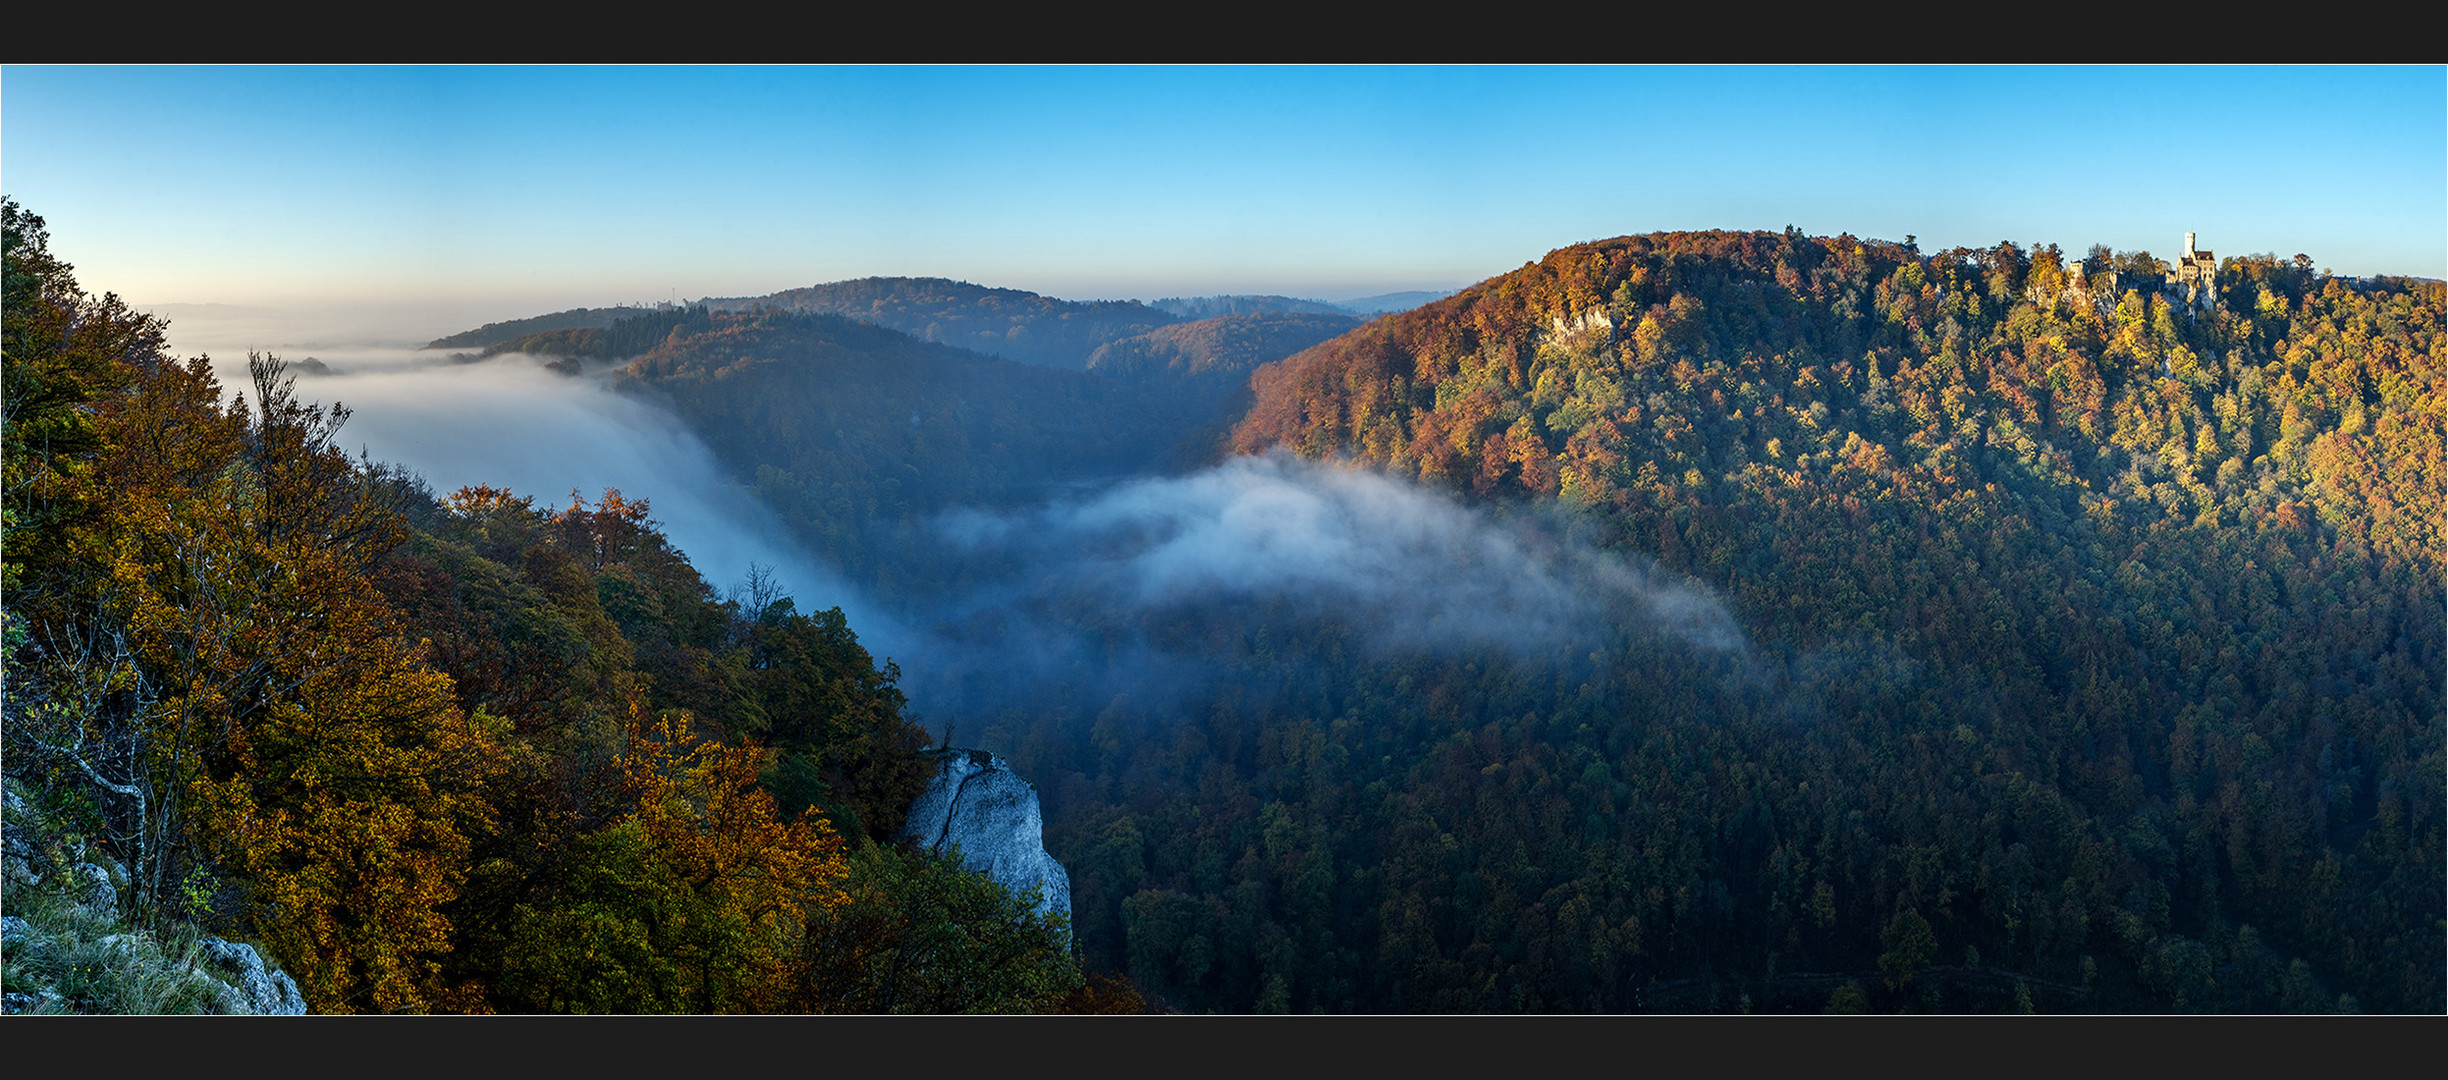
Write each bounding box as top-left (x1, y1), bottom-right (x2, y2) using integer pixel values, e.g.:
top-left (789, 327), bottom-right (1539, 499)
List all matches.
top-left (2167, 232), bottom-right (2217, 307)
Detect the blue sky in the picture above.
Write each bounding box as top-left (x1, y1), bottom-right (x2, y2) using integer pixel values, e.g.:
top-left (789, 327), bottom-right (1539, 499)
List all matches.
top-left (5, 65), bottom-right (2441, 326)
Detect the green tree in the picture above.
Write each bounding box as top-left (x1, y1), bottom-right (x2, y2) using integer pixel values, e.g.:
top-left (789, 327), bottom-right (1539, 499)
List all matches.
top-left (2, 198), bottom-right (145, 609)
top-left (495, 700), bottom-right (847, 1013)
top-left (1879, 908), bottom-right (1937, 992)
top-left (796, 841), bottom-right (1083, 1013)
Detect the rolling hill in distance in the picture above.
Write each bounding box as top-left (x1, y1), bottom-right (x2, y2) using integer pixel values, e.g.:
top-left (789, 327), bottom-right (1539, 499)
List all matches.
top-left (423, 305), bottom-right (666, 351)
top-left (696, 277), bottom-right (1175, 370)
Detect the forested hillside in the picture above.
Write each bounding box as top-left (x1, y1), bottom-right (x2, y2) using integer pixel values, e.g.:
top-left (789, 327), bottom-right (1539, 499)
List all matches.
top-left (489, 228), bottom-right (2441, 1014)
top-left (1145, 292), bottom-right (1452, 319)
top-left (1149, 295), bottom-right (1354, 319)
top-left (702, 277), bottom-right (1178, 369)
top-left (424, 306), bottom-right (661, 351)
top-left (1087, 312), bottom-right (1363, 381)
top-left (1108, 228), bottom-right (2436, 1011)
top-left (1, 199), bottom-right (1135, 1014)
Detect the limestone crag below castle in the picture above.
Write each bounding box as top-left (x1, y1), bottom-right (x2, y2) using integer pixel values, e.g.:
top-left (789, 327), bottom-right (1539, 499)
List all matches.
top-left (897, 749), bottom-right (1072, 923)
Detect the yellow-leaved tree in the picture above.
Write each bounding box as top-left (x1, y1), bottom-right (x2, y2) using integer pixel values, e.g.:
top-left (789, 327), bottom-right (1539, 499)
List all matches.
top-left (65, 352), bottom-right (508, 1012)
top-left (495, 697), bottom-right (847, 1013)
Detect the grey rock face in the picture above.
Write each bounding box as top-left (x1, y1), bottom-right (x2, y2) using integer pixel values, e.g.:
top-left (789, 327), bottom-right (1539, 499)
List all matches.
top-left (197, 937), bottom-right (308, 1015)
top-left (2, 807), bottom-right (38, 887)
top-left (70, 862), bottom-right (117, 919)
top-left (897, 749), bottom-right (1072, 923)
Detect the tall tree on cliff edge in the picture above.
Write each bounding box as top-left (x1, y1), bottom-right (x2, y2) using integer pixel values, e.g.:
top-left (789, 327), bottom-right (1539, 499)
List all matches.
top-left (3, 198), bottom-right (145, 602)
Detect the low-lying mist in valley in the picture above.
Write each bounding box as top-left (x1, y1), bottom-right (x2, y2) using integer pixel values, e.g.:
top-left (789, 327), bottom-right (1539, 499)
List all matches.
top-left (319, 358), bottom-right (894, 627)
top-left (885, 452), bottom-right (1746, 728)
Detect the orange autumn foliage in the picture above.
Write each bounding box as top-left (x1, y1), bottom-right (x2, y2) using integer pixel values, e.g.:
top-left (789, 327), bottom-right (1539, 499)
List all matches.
top-left (81, 354), bottom-right (508, 1012)
top-left (495, 699), bottom-right (849, 1013)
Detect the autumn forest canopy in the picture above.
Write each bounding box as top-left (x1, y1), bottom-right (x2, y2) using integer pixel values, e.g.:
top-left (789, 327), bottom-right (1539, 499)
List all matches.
top-left (3, 199), bottom-right (2439, 1014)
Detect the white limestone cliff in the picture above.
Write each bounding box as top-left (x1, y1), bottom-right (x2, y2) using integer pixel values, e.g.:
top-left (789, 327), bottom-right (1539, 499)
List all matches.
top-left (897, 748), bottom-right (1072, 923)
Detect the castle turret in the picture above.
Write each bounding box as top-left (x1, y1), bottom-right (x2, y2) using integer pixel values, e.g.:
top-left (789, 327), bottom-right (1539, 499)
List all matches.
top-left (2166, 231), bottom-right (2217, 306)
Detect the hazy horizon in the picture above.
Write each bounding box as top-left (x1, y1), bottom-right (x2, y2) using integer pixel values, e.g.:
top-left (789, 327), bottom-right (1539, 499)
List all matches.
top-left (7, 65), bottom-right (2440, 321)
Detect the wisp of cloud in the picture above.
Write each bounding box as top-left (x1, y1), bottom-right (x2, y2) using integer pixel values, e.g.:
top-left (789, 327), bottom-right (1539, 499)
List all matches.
top-left (893, 452), bottom-right (1745, 724)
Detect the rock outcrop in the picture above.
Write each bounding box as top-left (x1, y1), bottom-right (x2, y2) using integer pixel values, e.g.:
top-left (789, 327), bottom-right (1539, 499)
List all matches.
top-left (197, 937), bottom-right (308, 1015)
top-left (2, 779), bottom-right (307, 1014)
top-left (897, 749), bottom-right (1072, 923)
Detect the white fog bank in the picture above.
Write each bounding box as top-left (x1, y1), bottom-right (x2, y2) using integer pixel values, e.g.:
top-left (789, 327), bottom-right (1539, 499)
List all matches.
top-left (932, 452), bottom-right (1746, 657)
top-left (325, 357), bottom-right (898, 643)
top-left (150, 300), bottom-right (893, 650)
